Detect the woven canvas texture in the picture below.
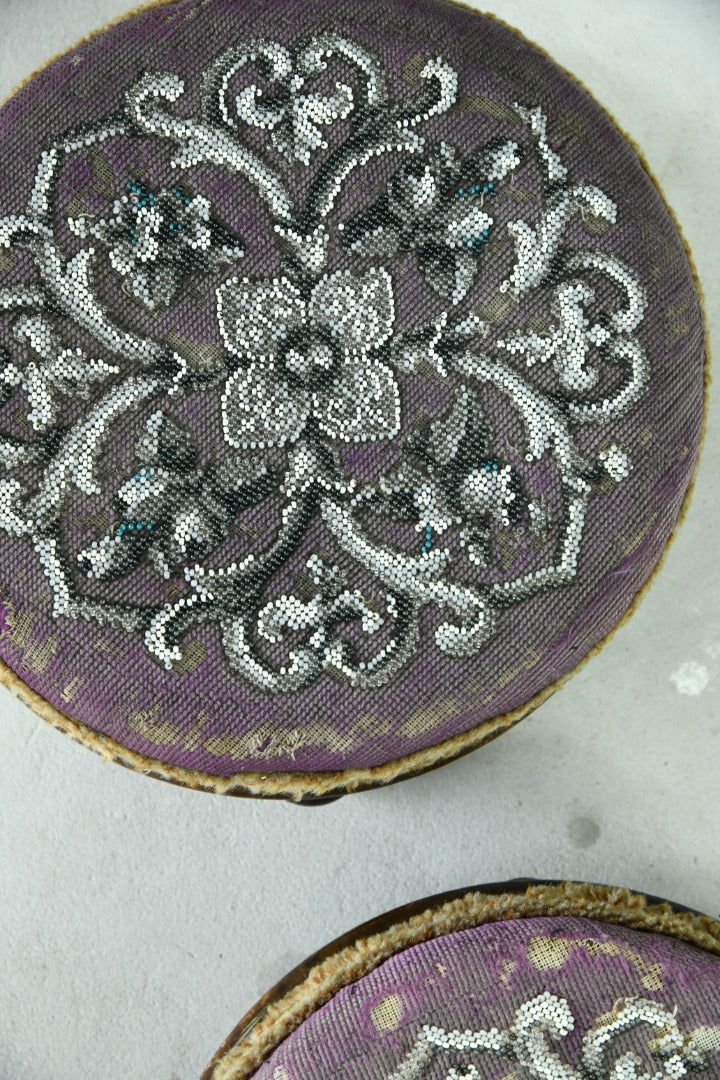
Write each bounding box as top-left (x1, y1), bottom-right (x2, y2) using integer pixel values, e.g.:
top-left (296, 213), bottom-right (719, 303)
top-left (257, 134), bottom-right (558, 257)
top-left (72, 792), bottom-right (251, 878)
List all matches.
top-left (0, 0), bottom-right (705, 777)
top-left (250, 915), bottom-right (720, 1079)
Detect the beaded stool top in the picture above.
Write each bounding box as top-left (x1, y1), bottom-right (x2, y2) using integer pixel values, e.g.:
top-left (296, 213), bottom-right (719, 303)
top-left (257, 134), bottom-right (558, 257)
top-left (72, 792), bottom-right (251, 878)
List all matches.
top-left (0, 0), bottom-right (705, 795)
top-left (247, 916), bottom-right (720, 1079)
top-left (206, 884), bottom-right (720, 1080)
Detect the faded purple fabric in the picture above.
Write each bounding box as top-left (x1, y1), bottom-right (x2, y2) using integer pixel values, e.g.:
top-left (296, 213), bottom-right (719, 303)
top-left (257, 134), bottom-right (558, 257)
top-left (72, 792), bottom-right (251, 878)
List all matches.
top-left (0, 0), bottom-right (705, 777)
top-left (252, 915), bottom-right (720, 1078)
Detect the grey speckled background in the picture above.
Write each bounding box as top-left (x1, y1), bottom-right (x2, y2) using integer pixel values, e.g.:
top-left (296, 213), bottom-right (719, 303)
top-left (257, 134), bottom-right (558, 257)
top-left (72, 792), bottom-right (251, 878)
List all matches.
top-left (0, 2), bottom-right (718, 1079)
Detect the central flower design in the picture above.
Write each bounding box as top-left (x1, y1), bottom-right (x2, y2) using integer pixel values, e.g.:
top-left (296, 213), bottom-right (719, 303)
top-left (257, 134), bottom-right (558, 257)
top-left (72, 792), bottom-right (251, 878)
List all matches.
top-left (218, 268), bottom-right (400, 448)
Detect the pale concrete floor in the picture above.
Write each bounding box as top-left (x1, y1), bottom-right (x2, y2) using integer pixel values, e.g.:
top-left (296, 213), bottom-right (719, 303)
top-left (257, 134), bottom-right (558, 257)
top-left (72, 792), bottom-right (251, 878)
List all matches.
top-left (0, 1), bottom-right (718, 1077)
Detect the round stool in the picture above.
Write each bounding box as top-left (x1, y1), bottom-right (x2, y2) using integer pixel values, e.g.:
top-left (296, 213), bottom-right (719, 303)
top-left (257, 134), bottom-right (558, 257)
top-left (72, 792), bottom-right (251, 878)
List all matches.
top-left (0, 0), bottom-right (707, 799)
top-left (204, 879), bottom-right (720, 1079)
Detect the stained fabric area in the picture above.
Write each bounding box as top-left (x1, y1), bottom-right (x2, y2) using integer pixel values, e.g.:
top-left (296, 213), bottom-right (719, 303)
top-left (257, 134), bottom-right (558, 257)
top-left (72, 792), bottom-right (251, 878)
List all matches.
top-left (0, 0), bottom-right (706, 783)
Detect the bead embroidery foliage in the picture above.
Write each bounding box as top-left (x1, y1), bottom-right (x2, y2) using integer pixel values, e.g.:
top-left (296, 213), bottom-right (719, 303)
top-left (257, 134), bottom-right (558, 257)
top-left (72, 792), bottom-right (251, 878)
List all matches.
top-left (0, 33), bottom-right (649, 693)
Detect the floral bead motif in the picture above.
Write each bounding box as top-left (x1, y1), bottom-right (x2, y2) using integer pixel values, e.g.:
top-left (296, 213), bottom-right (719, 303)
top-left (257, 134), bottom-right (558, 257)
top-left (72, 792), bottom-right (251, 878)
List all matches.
top-left (218, 267), bottom-right (399, 448)
top-left (78, 411), bottom-right (274, 581)
top-left (1, 314), bottom-right (118, 432)
top-left (69, 182), bottom-right (244, 309)
top-left (342, 140), bottom-right (523, 304)
top-left (228, 39), bottom-right (355, 164)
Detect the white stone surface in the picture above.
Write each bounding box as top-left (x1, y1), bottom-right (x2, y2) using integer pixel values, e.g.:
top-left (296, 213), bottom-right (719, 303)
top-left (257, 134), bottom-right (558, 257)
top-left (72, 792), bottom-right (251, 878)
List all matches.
top-left (0, 2), bottom-right (718, 1078)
